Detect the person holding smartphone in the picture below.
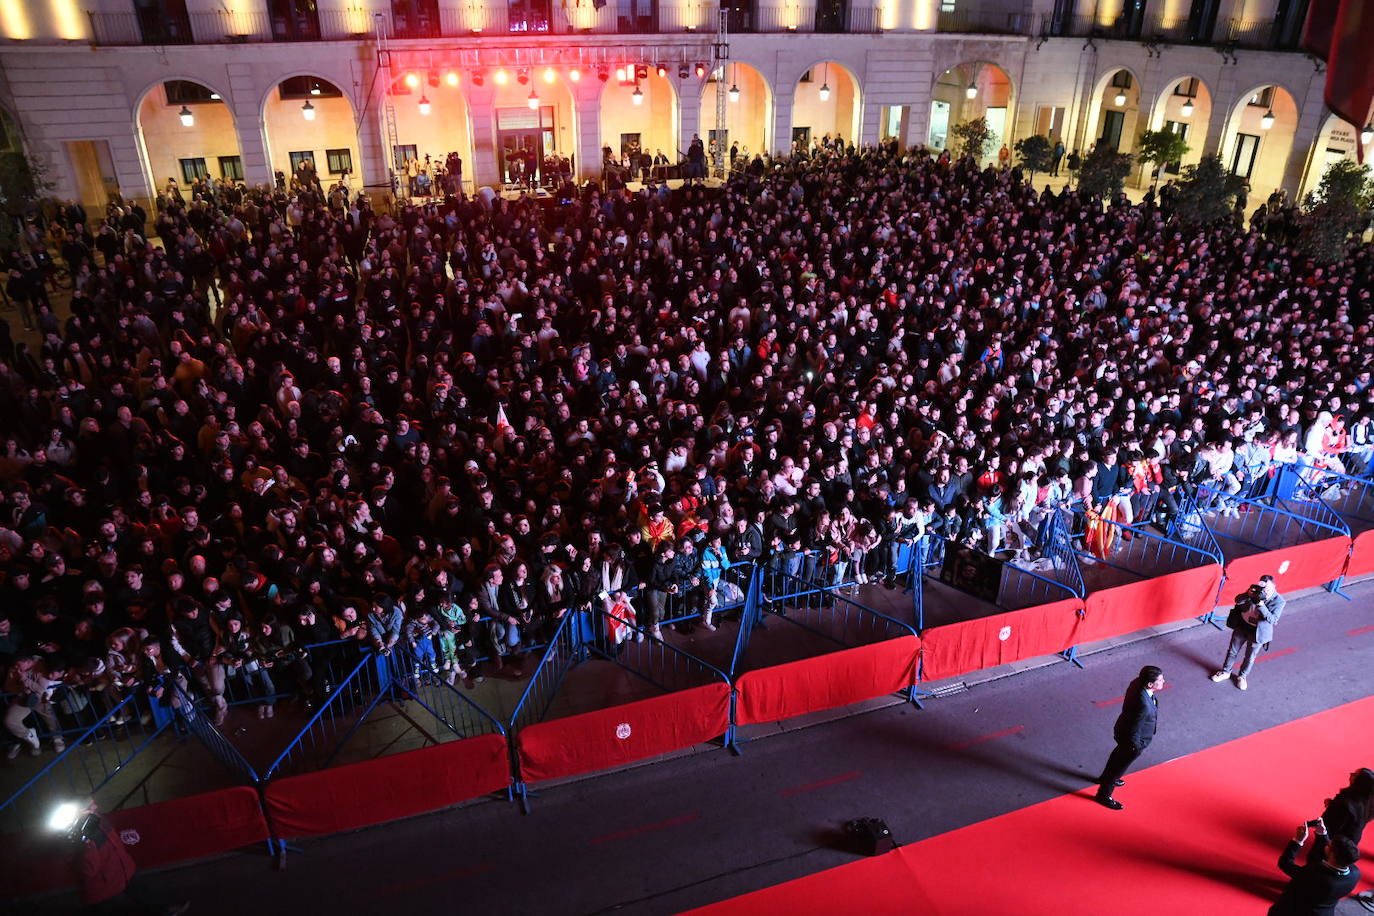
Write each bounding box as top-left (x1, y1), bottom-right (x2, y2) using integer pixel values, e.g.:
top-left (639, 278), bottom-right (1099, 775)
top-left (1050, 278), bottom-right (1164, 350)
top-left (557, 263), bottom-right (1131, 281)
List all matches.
top-left (1269, 817), bottom-right (1360, 915)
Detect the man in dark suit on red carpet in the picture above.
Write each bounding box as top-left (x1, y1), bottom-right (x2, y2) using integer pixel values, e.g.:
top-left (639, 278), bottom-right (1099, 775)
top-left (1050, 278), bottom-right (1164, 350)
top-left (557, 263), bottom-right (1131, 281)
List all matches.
top-left (1095, 665), bottom-right (1163, 810)
top-left (1269, 817), bottom-right (1360, 915)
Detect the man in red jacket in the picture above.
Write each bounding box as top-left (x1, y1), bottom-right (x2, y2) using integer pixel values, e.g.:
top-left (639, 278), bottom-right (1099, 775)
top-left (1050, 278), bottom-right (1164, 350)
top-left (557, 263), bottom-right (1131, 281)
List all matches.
top-left (63, 798), bottom-right (188, 914)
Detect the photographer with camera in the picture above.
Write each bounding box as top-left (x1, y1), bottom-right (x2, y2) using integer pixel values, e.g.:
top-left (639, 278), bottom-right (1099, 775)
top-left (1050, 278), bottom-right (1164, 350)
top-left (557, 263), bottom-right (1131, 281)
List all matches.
top-left (1210, 574), bottom-right (1285, 691)
top-left (1269, 817), bottom-right (1360, 916)
top-left (55, 797), bottom-right (188, 914)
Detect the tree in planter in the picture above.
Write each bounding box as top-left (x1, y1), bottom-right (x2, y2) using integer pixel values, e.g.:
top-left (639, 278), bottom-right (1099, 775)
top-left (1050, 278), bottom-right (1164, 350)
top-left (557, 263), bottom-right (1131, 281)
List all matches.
top-left (1136, 128), bottom-right (1190, 189)
top-left (950, 117), bottom-right (995, 162)
top-left (1297, 158), bottom-right (1373, 263)
top-left (1013, 135), bottom-right (1054, 182)
top-left (0, 148), bottom-right (52, 252)
top-left (1171, 154), bottom-right (1245, 226)
top-left (1075, 144), bottom-right (1132, 201)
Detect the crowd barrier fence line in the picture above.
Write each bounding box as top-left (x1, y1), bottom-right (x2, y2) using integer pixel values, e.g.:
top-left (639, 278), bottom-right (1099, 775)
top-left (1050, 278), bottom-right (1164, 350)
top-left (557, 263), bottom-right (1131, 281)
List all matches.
top-left (735, 572), bottom-right (922, 722)
top-left (259, 651), bottom-right (389, 781)
top-left (1277, 464), bottom-right (1374, 584)
top-left (915, 515), bottom-right (1089, 680)
top-left (1193, 484), bottom-right (1351, 605)
top-left (13, 492), bottom-right (1369, 893)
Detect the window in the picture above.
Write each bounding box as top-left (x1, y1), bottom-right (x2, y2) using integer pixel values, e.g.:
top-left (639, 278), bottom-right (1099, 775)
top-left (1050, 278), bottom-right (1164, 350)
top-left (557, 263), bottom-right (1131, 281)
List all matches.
top-left (288, 151), bottom-right (316, 174)
top-left (392, 0), bottom-right (441, 38)
top-left (326, 148), bottom-right (353, 175)
top-left (940, 0), bottom-right (956, 12)
top-left (617, 0), bottom-right (657, 33)
top-left (1173, 78), bottom-right (1199, 98)
top-left (165, 81), bottom-right (220, 105)
top-left (1035, 105), bottom-right (1066, 141)
top-left (278, 77), bottom-right (342, 101)
top-left (135, 0), bottom-right (193, 44)
top-left (799, 70), bottom-right (812, 83)
top-left (269, 0), bottom-right (321, 41)
top-left (1230, 133), bottom-right (1260, 178)
top-left (508, 0), bottom-right (551, 32)
top-left (393, 144), bottom-right (418, 166)
top-left (1109, 70), bottom-right (1133, 90)
top-left (1100, 110), bottom-right (1125, 151)
top-left (218, 156), bottom-right (243, 181)
top-left (179, 157), bottom-right (208, 182)
top-left (1248, 87), bottom-right (1274, 108)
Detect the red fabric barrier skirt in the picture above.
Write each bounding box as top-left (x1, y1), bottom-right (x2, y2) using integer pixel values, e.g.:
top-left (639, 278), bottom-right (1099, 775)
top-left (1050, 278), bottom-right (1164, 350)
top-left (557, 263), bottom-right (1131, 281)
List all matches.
top-left (1344, 529), bottom-right (1374, 579)
top-left (0, 786), bottom-right (269, 898)
top-left (918, 600), bottom-right (1082, 683)
top-left (108, 785), bottom-right (268, 868)
top-left (733, 636), bottom-right (919, 726)
top-left (264, 732), bottom-right (510, 838)
top-left (1075, 563), bottom-right (1223, 646)
top-left (516, 682), bottom-right (730, 784)
top-left (1217, 536), bottom-right (1351, 605)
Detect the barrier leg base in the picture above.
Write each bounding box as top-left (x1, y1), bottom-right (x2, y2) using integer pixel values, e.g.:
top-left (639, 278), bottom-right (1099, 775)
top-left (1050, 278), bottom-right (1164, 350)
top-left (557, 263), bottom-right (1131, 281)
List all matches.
top-left (1060, 646), bottom-right (1084, 669)
top-left (905, 685), bottom-right (930, 710)
top-left (268, 838), bottom-right (302, 871)
top-left (1324, 578), bottom-right (1352, 600)
top-left (1198, 609), bottom-right (1225, 630)
top-left (515, 783), bottom-right (540, 814)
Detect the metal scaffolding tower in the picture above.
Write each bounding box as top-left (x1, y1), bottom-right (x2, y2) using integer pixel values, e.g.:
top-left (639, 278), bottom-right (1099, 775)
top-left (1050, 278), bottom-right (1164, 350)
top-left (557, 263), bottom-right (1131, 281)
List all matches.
top-left (375, 13), bottom-right (401, 195)
top-left (712, 7), bottom-right (729, 178)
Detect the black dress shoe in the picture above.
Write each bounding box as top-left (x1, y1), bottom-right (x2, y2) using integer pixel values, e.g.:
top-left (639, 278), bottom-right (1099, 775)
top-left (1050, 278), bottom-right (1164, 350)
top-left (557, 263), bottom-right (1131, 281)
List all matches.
top-left (1095, 795), bottom-right (1124, 810)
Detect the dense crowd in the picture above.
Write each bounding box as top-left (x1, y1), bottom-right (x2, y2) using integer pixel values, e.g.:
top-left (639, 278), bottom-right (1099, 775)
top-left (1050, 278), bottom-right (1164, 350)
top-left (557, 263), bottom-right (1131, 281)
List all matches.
top-left (1, 139), bottom-right (1371, 757)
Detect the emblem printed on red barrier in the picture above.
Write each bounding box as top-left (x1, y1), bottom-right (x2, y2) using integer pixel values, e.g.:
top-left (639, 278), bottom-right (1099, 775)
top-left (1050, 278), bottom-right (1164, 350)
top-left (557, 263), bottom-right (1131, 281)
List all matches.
top-left (615, 723), bottom-right (632, 740)
top-left (118, 829), bottom-right (140, 845)
top-left (998, 626), bottom-right (1012, 642)
top-left (1278, 560), bottom-right (1290, 574)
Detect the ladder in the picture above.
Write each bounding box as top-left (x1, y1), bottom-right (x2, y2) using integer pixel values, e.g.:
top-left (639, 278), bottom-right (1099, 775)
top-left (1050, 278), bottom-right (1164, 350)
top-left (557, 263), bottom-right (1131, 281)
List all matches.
top-left (375, 13), bottom-right (401, 197)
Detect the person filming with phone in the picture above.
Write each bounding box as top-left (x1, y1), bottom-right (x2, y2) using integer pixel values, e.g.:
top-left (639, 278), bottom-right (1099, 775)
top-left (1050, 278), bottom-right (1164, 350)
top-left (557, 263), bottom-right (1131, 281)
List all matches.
top-left (1268, 816), bottom-right (1360, 915)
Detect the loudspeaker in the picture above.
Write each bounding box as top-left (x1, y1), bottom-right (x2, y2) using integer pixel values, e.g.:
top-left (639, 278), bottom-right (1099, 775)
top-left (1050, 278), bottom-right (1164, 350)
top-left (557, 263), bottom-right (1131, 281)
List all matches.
top-left (844, 817), bottom-right (896, 856)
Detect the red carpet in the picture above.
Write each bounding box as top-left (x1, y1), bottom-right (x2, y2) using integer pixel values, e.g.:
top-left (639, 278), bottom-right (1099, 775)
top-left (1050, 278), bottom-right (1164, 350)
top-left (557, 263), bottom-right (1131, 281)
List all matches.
top-left (690, 696), bottom-right (1374, 915)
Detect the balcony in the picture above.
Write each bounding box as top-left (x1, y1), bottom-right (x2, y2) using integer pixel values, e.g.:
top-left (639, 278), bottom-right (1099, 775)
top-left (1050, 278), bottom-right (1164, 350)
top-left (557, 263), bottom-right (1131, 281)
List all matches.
top-left (1039, 13), bottom-right (1297, 50)
top-left (937, 8), bottom-right (1032, 35)
top-left (87, 10), bottom-right (194, 45)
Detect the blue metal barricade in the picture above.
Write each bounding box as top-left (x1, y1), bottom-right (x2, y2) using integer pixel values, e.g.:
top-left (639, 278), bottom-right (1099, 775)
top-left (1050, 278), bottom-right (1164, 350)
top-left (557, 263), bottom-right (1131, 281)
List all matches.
top-left (260, 651), bottom-right (393, 780)
top-left (384, 645), bottom-right (507, 746)
top-left (1001, 508), bottom-right (1084, 610)
top-left (1070, 513), bottom-right (1222, 582)
top-left (1279, 464), bottom-right (1374, 531)
top-left (169, 681), bottom-right (261, 786)
top-left (506, 610), bottom-right (585, 736)
top-left (1193, 484), bottom-right (1351, 555)
top-left (657, 561), bottom-right (754, 630)
top-left (727, 566), bottom-right (764, 678)
top-left (221, 638), bottom-right (366, 710)
top-left (748, 570), bottom-right (918, 656)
